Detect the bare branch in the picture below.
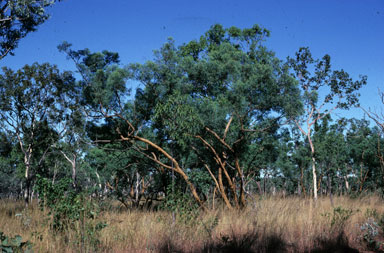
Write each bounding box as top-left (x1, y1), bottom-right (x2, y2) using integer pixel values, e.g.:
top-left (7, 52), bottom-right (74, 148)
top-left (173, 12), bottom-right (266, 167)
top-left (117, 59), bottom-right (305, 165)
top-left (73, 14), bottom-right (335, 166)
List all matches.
top-left (205, 127), bottom-right (234, 153)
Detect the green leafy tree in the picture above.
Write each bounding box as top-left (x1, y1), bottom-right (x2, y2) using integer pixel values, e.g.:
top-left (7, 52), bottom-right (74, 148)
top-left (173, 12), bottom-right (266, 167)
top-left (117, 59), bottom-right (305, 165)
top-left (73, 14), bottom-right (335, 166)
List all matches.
top-left (273, 128), bottom-right (307, 196)
top-left (84, 141), bottom-right (155, 208)
top-left (346, 119), bottom-right (384, 193)
top-left (60, 24), bottom-right (302, 209)
top-left (0, 131), bottom-right (21, 197)
top-left (287, 47), bottom-right (367, 200)
top-left (0, 62), bottom-right (76, 203)
top-left (55, 92), bottom-right (86, 189)
top-left (0, 0), bottom-right (61, 59)
top-left (131, 24), bottom-right (301, 209)
top-left (312, 116), bottom-right (348, 203)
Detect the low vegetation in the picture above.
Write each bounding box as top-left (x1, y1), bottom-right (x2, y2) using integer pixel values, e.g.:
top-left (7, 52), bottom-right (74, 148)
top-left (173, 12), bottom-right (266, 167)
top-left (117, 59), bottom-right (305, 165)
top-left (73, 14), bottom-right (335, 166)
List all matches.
top-left (1, 195), bottom-right (384, 252)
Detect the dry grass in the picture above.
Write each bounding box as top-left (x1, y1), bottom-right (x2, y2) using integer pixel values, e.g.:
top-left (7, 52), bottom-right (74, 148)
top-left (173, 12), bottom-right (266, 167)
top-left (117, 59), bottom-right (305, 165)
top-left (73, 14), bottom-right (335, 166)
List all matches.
top-left (1, 195), bottom-right (384, 252)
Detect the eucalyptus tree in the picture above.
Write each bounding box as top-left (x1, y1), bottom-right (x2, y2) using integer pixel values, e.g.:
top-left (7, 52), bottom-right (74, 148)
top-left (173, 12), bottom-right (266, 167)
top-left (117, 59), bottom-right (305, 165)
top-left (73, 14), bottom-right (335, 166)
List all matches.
top-left (362, 90), bottom-right (384, 133)
top-left (84, 141), bottom-right (156, 208)
top-left (362, 90), bottom-right (384, 171)
top-left (60, 24), bottom-right (302, 209)
top-left (59, 40), bottom-right (209, 208)
top-left (0, 63), bottom-right (76, 203)
top-left (0, 131), bottom-right (20, 197)
top-left (0, 0), bottom-right (62, 59)
top-left (54, 99), bottom-right (87, 189)
top-left (311, 116), bottom-right (349, 202)
top-left (287, 48), bottom-right (367, 200)
top-left (346, 119), bottom-right (384, 192)
top-left (273, 128), bottom-right (309, 196)
top-left (130, 24), bottom-right (303, 209)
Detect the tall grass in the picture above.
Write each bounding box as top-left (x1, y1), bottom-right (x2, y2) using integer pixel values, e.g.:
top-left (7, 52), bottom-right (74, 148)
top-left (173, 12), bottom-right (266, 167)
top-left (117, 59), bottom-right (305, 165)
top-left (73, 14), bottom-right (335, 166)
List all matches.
top-left (1, 195), bottom-right (383, 252)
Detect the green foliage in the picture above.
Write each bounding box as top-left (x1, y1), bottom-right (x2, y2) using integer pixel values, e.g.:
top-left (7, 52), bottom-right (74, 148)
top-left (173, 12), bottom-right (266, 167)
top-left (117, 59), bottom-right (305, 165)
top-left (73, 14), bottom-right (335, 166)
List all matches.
top-left (0, 21), bottom-right (380, 210)
top-left (35, 175), bottom-right (81, 231)
top-left (153, 91), bottom-right (203, 147)
top-left (0, 0), bottom-right (62, 59)
top-left (188, 169), bottom-right (212, 197)
top-left (322, 206), bottom-right (356, 230)
top-left (34, 175), bottom-right (106, 250)
top-left (161, 181), bottom-right (199, 224)
top-left (35, 175), bottom-right (99, 230)
top-left (127, 24), bottom-right (302, 207)
top-left (360, 218), bottom-right (383, 252)
top-left (0, 63), bottom-right (76, 133)
top-left (0, 62), bottom-right (78, 202)
top-left (346, 119), bottom-right (384, 192)
top-left (0, 231), bottom-right (33, 253)
top-left (58, 24), bottom-right (304, 208)
top-left (360, 210), bottom-right (384, 252)
top-left (287, 46), bottom-right (367, 121)
top-left (57, 42), bottom-right (130, 112)
top-left (287, 46), bottom-right (367, 200)
top-left (0, 134), bottom-right (21, 197)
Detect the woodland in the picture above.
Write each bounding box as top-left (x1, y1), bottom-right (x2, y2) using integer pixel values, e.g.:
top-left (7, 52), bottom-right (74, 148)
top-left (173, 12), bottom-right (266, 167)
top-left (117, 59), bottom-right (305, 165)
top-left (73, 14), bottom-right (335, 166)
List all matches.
top-left (1, 1), bottom-right (384, 252)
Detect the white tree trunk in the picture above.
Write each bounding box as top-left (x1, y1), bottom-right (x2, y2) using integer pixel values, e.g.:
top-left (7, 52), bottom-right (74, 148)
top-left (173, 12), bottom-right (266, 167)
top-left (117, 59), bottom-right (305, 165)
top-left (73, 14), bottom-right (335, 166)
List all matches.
top-left (312, 156), bottom-right (318, 200)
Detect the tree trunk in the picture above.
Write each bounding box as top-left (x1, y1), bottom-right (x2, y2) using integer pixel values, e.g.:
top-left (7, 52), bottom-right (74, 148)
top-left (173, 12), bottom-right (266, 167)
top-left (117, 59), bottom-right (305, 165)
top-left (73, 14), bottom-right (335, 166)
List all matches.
top-left (61, 152), bottom-right (77, 188)
top-left (235, 158), bottom-right (246, 208)
top-left (24, 175), bottom-right (31, 206)
top-left (256, 181), bottom-right (263, 195)
top-left (328, 174), bottom-right (334, 207)
top-left (307, 133), bottom-right (318, 201)
top-left (133, 135), bottom-right (206, 210)
top-left (135, 172), bottom-right (140, 204)
top-left (311, 156), bottom-right (318, 201)
top-left (297, 180), bottom-right (301, 196)
top-left (344, 175), bottom-right (349, 193)
top-left (300, 166), bottom-right (307, 197)
top-left (24, 153), bottom-right (32, 205)
top-left (72, 160), bottom-right (77, 188)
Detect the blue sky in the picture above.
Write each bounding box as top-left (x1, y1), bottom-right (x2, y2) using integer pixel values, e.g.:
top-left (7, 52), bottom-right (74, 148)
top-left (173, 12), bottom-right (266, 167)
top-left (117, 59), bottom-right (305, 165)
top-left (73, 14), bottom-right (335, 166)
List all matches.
top-left (1, 0), bottom-right (383, 120)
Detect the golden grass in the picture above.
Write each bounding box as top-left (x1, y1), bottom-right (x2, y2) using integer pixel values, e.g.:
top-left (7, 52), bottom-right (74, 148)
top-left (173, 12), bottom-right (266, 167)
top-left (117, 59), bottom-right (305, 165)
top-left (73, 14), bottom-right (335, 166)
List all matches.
top-left (1, 195), bottom-right (383, 252)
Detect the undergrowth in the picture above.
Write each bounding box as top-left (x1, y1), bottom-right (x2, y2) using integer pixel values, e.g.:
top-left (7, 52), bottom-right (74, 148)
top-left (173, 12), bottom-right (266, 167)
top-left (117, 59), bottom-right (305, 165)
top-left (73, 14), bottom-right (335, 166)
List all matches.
top-left (1, 195), bottom-right (384, 252)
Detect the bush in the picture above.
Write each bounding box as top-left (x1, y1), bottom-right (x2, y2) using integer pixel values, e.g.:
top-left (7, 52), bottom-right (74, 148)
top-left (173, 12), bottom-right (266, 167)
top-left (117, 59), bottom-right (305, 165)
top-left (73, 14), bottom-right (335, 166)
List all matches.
top-left (322, 206), bottom-right (356, 231)
top-left (0, 231), bottom-right (33, 253)
top-left (34, 175), bottom-right (106, 251)
top-left (160, 181), bottom-right (200, 224)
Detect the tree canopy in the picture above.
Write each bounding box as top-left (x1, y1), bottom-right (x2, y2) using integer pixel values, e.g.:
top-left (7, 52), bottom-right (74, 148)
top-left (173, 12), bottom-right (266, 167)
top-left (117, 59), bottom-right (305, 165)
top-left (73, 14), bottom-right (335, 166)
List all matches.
top-left (0, 0), bottom-right (61, 59)
top-left (0, 23), bottom-right (380, 209)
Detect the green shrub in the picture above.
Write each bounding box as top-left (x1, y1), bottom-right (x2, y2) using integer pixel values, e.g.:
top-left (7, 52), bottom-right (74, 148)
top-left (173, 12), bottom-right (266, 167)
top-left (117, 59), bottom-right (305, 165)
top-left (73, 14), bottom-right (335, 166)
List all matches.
top-left (34, 175), bottom-right (106, 251)
top-left (322, 206), bottom-right (356, 231)
top-left (360, 208), bottom-right (384, 252)
top-left (160, 181), bottom-right (200, 224)
top-left (0, 231), bottom-right (33, 253)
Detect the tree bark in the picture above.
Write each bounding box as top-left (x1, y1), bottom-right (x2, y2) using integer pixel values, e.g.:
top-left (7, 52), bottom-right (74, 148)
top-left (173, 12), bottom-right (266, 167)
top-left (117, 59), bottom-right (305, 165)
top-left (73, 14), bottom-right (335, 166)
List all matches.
top-left (311, 156), bottom-right (318, 201)
top-left (307, 130), bottom-right (318, 201)
top-left (132, 135), bottom-right (206, 210)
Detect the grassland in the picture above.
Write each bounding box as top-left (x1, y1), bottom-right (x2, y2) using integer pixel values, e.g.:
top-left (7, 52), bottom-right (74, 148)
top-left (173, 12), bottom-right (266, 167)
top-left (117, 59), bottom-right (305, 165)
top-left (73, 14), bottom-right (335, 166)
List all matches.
top-left (1, 195), bottom-right (384, 252)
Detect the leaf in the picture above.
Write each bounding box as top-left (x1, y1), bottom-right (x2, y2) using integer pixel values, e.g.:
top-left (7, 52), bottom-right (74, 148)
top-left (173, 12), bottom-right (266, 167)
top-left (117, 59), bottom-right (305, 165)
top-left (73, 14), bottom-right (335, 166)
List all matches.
top-left (9, 235), bottom-right (22, 247)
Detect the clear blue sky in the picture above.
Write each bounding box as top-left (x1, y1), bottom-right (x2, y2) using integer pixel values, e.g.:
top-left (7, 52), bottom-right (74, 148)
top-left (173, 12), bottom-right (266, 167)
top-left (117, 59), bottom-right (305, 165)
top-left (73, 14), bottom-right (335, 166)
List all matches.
top-left (1, 0), bottom-right (383, 120)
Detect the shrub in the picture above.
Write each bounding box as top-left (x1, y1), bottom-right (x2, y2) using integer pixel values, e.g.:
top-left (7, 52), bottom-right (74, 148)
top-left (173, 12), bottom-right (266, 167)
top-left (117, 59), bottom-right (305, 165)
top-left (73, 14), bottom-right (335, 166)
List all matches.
top-left (0, 231), bottom-right (33, 253)
top-left (34, 175), bottom-right (106, 251)
top-left (160, 181), bottom-right (200, 225)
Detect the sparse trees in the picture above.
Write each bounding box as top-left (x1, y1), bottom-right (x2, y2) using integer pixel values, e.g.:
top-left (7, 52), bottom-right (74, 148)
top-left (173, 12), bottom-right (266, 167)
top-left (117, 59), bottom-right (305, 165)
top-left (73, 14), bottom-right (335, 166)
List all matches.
top-left (1, 19), bottom-right (382, 209)
top-left (361, 90), bottom-right (384, 183)
top-left (0, 62), bottom-right (76, 203)
top-left (287, 47), bottom-right (367, 200)
top-left (363, 90), bottom-right (384, 132)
